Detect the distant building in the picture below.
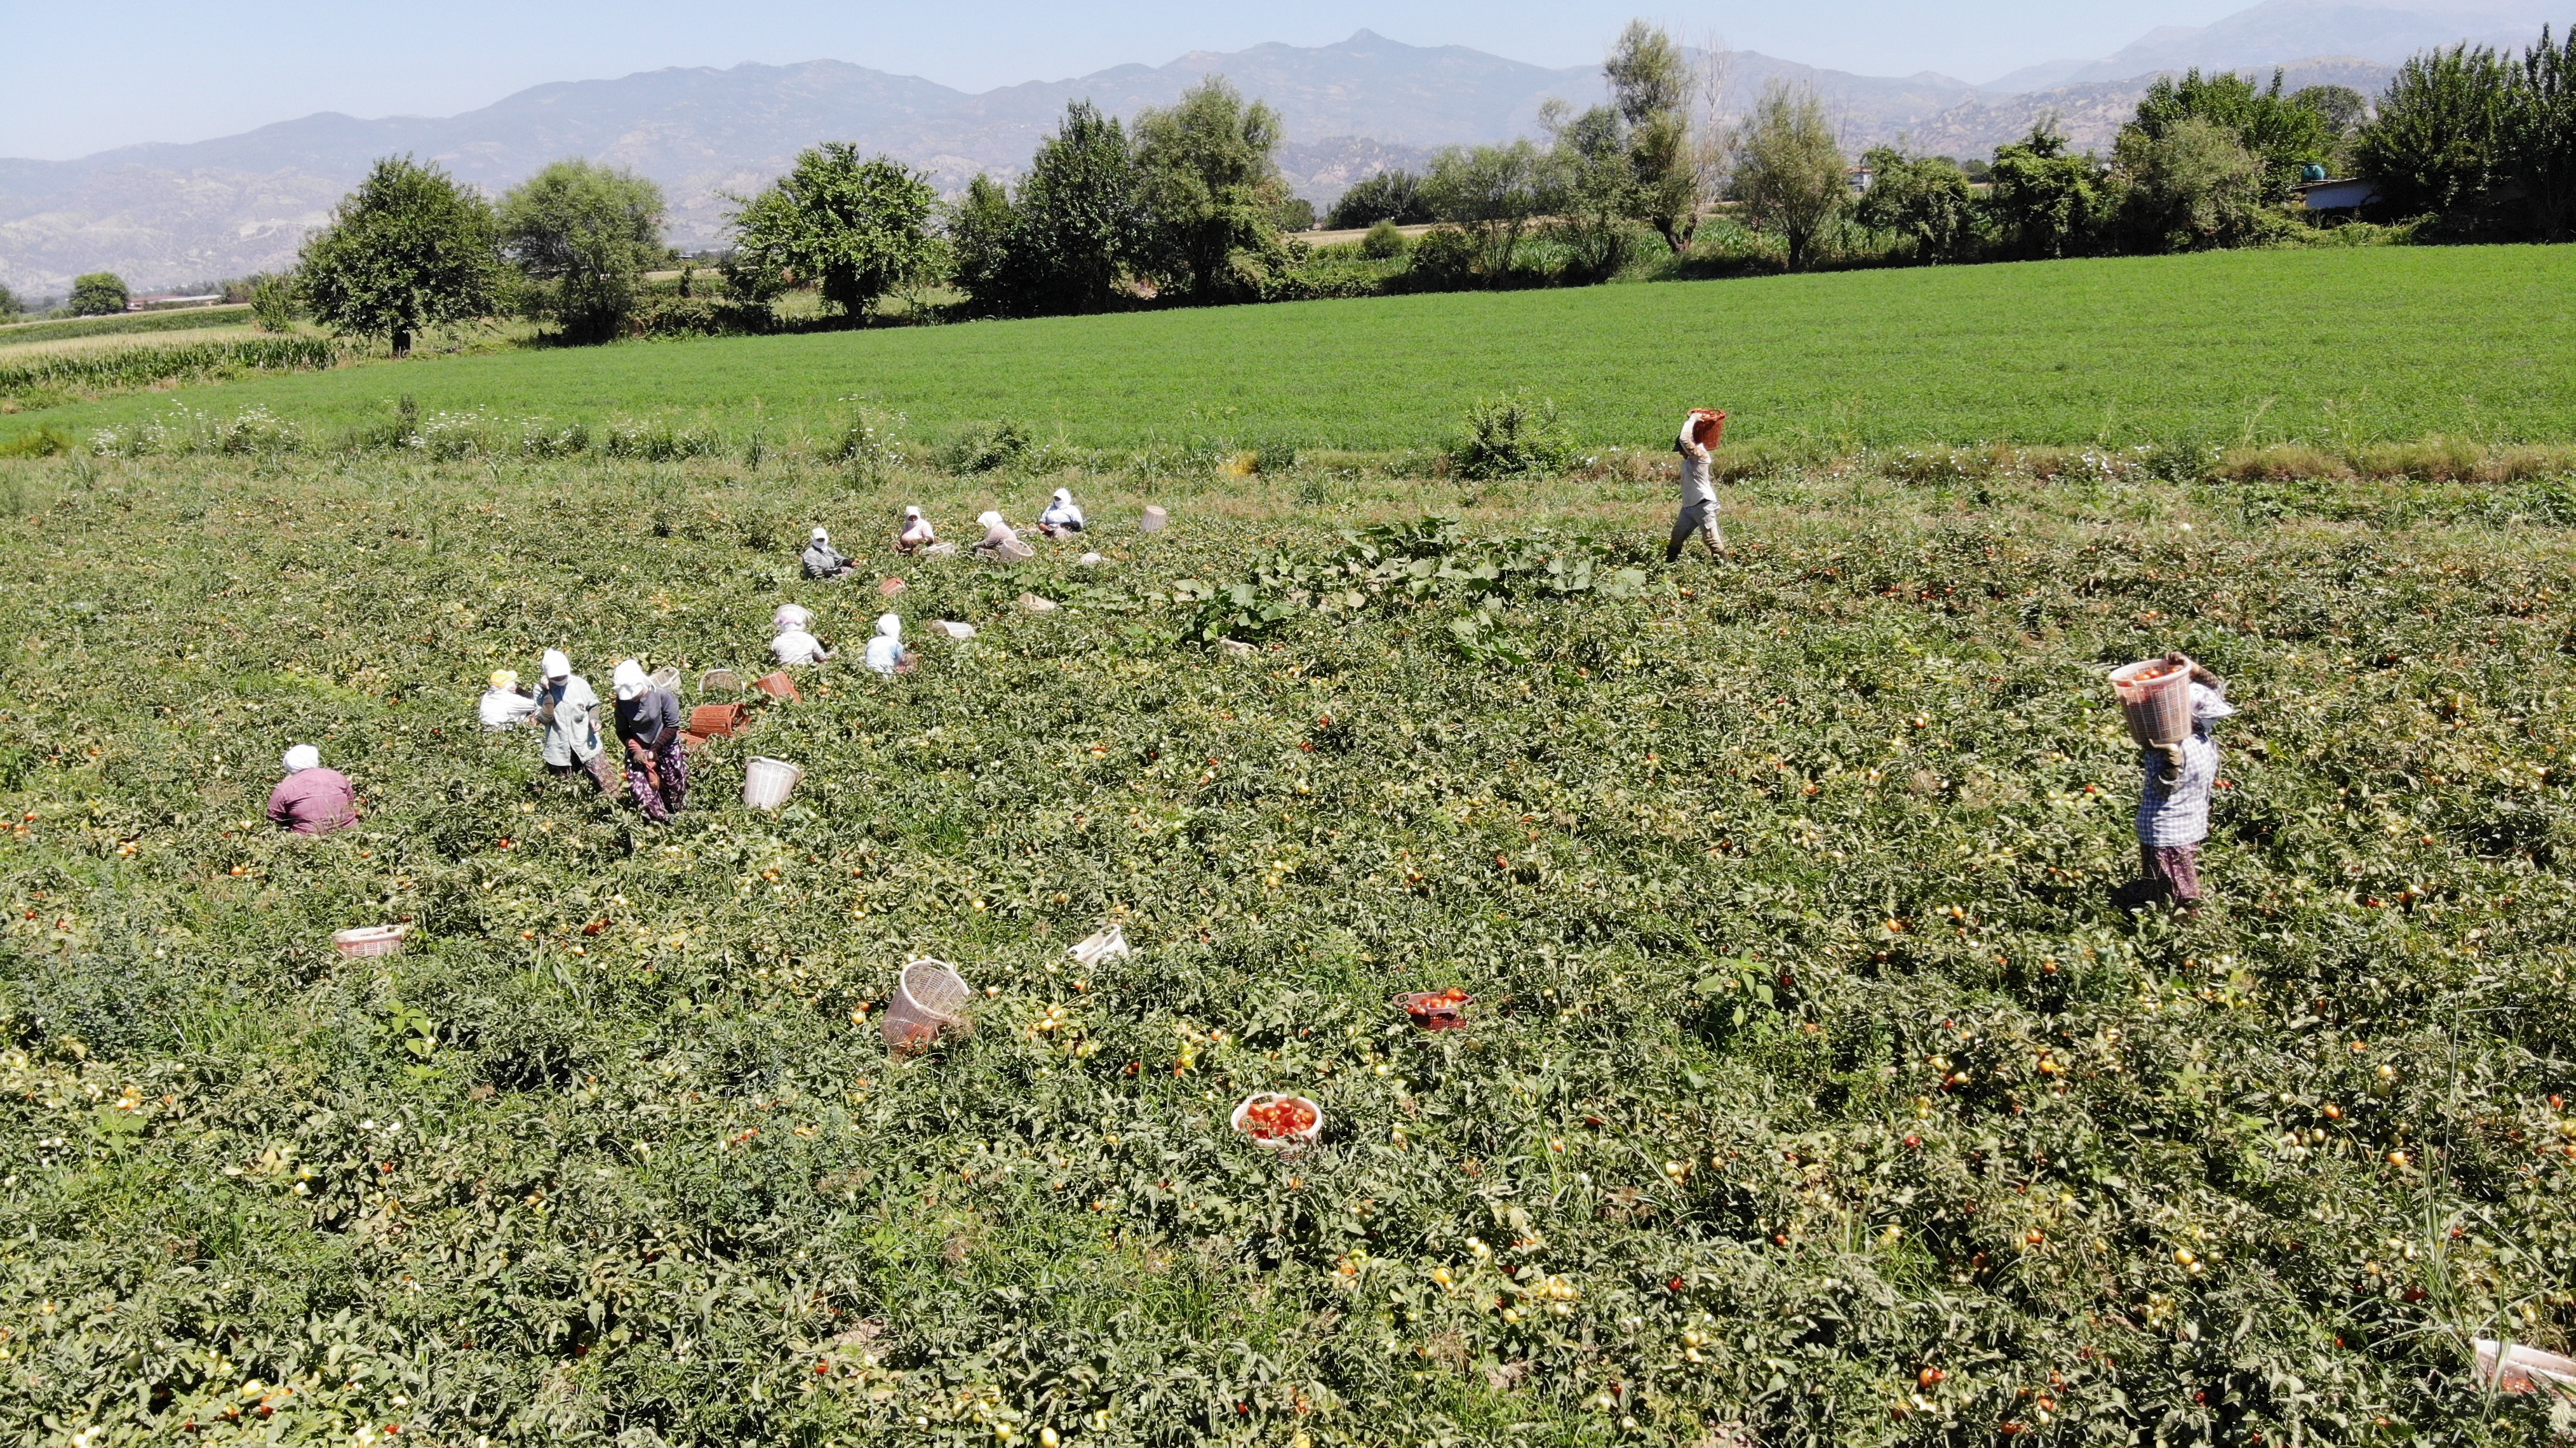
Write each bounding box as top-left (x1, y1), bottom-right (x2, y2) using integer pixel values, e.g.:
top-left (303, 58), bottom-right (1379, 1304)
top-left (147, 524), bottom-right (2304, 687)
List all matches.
top-left (126, 293), bottom-right (226, 312)
top-left (2294, 178), bottom-right (2380, 212)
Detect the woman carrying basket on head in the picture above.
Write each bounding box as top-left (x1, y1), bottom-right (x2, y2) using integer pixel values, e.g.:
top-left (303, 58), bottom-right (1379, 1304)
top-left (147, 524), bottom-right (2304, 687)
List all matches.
top-left (2126, 653), bottom-right (2233, 915)
top-left (1667, 408), bottom-right (1727, 561)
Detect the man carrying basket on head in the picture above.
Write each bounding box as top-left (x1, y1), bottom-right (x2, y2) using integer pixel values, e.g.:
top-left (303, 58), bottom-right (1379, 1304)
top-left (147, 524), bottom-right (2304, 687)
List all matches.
top-left (1667, 408), bottom-right (1727, 561)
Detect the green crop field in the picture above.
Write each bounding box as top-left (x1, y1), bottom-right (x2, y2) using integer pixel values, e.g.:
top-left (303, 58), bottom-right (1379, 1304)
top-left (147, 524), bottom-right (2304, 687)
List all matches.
top-left (3, 437), bottom-right (2573, 1444)
top-left (8, 245), bottom-right (2574, 455)
top-left (0, 305), bottom-right (255, 351)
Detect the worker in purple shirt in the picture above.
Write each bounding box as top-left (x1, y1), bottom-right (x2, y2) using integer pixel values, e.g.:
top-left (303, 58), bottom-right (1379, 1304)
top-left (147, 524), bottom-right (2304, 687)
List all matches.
top-left (265, 744), bottom-right (358, 836)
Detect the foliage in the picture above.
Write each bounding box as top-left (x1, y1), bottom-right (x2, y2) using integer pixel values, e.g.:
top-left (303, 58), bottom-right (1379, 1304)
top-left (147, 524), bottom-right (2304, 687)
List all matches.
top-left (1447, 392), bottom-right (1579, 479)
top-left (958, 103), bottom-right (1143, 318)
top-left (1358, 220), bottom-right (1411, 259)
top-left (68, 272), bottom-right (130, 317)
top-left (1325, 170), bottom-right (1431, 228)
top-left (2292, 84), bottom-right (2372, 140)
top-left (2358, 45), bottom-right (2515, 219)
top-left (944, 417), bottom-right (1032, 474)
top-left (249, 274), bottom-right (301, 333)
top-left (2114, 116), bottom-right (2281, 251)
top-left (297, 156), bottom-right (504, 356)
top-left (1275, 196), bottom-right (1317, 232)
top-left (1421, 141), bottom-right (1553, 278)
top-left (0, 282), bottom-right (19, 320)
top-left (1983, 124), bottom-right (2116, 260)
top-left (1131, 78), bottom-right (1291, 303)
top-left (728, 144), bottom-right (941, 321)
top-left (0, 306), bottom-right (250, 348)
top-left (1853, 149), bottom-right (1978, 262)
top-left (2511, 25), bottom-right (2576, 240)
top-left (1729, 83), bottom-right (1847, 270)
top-left (498, 159), bottom-right (668, 344)
top-left (0, 336), bottom-right (342, 402)
top-left (1599, 20), bottom-right (1706, 251)
top-left (2126, 69), bottom-right (2334, 202)
top-left (1399, 226), bottom-right (1484, 290)
top-left (12, 246), bottom-right (2576, 455)
top-left (4, 452), bottom-right (2575, 1445)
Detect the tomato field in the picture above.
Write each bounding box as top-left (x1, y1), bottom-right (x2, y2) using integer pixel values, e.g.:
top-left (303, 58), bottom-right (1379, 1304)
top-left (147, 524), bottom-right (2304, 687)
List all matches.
top-left (2, 440), bottom-right (2573, 1445)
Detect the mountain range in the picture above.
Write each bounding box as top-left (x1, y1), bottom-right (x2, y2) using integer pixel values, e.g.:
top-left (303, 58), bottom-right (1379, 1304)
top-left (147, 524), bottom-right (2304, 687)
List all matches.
top-left (1, 0), bottom-right (2554, 295)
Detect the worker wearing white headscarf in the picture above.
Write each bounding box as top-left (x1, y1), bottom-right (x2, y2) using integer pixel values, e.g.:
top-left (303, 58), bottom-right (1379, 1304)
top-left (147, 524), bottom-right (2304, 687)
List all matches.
top-left (974, 510), bottom-right (1025, 559)
top-left (864, 613), bottom-right (910, 675)
top-left (895, 506), bottom-right (936, 555)
top-left (612, 660), bottom-right (687, 823)
top-left (774, 602), bottom-right (812, 633)
top-left (2131, 655), bottom-right (2233, 915)
top-left (1666, 409), bottom-right (1726, 561)
top-left (1038, 488), bottom-right (1085, 537)
top-left (803, 526), bottom-right (855, 579)
top-left (536, 649), bottom-right (614, 793)
top-left (479, 667), bottom-right (537, 730)
top-left (773, 607), bottom-right (831, 666)
top-left (266, 744), bottom-right (357, 835)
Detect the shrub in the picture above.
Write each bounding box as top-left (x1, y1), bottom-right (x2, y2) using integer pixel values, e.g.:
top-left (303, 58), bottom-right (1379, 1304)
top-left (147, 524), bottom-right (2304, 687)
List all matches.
top-left (1448, 393), bottom-right (1578, 479)
top-left (249, 274), bottom-right (300, 333)
top-left (1359, 219), bottom-right (1409, 258)
top-left (1401, 227), bottom-right (1482, 290)
top-left (1325, 169), bottom-right (1431, 228)
top-left (69, 272), bottom-right (128, 316)
top-left (945, 419), bottom-right (1032, 474)
top-left (1854, 149), bottom-right (1978, 262)
top-left (831, 408), bottom-right (909, 483)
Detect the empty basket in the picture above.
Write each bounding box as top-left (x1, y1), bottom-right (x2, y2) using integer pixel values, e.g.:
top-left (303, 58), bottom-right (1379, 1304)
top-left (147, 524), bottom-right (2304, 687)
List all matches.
top-left (742, 756), bottom-right (803, 810)
top-left (332, 924), bottom-right (408, 959)
top-left (699, 668), bottom-right (742, 695)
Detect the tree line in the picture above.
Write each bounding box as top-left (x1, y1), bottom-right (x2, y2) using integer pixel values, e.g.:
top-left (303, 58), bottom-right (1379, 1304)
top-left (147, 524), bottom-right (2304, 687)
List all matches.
top-left (73, 19), bottom-right (2565, 354)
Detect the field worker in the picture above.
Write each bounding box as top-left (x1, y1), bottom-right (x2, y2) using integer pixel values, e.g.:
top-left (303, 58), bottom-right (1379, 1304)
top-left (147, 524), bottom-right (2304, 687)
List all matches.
top-left (895, 506), bottom-right (936, 555)
top-left (803, 526), bottom-right (855, 579)
top-left (537, 649), bottom-right (615, 794)
top-left (864, 613), bottom-right (913, 676)
top-left (612, 660), bottom-right (688, 824)
top-left (1038, 488), bottom-right (1085, 538)
top-left (479, 668), bottom-right (537, 730)
top-left (2128, 654), bottom-right (2234, 916)
top-left (266, 744), bottom-right (358, 836)
top-left (974, 510), bottom-right (1026, 559)
top-left (1665, 409), bottom-right (1726, 561)
top-left (772, 605), bottom-right (833, 666)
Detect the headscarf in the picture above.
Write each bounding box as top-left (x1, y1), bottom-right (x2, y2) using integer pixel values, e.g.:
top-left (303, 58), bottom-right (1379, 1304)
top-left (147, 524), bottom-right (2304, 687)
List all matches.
top-left (774, 603), bottom-right (812, 633)
top-left (978, 511), bottom-right (1016, 547)
top-left (1042, 489), bottom-right (1083, 526)
top-left (865, 613), bottom-right (905, 675)
top-left (542, 649), bottom-right (572, 680)
top-left (812, 526), bottom-right (831, 544)
top-left (901, 506), bottom-right (933, 542)
top-left (612, 659), bottom-right (650, 702)
top-left (2190, 682), bottom-right (2236, 725)
top-left (283, 744), bottom-right (321, 773)
top-left (488, 668), bottom-right (518, 691)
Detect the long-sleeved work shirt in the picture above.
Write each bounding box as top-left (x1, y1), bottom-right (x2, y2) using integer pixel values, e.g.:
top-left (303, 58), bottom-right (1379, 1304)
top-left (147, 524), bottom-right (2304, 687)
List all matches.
top-left (267, 768), bottom-right (357, 836)
top-left (615, 688), bottom-right (682, 754)
top-left (2137, 729), bottom-right (2219, 848)
top-left (538, 675), bottom-right (603, 765)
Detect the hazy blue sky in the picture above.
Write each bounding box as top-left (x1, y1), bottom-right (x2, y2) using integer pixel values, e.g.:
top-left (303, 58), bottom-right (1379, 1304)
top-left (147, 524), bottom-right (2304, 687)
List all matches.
top-left (4, 0), bottom-right (2264, 159)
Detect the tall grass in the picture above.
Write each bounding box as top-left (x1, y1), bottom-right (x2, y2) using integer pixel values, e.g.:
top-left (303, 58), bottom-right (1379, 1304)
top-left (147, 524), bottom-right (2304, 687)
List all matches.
top-left (0, 335), bottom-right (344, 397)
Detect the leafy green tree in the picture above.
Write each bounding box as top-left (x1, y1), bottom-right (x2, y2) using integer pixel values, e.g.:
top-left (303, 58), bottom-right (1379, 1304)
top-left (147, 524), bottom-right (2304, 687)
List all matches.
top-left (1325, 170), bottom-right (1429, 228)
top-left (1132, 77), bottom-right (1290, 302)
top-left (1729, 83), bottom-right (1847, 270)
top-left (497, 159), bottom-right (666, 344)
top-left (2510, 26), bottom-right (2576, 239)
top-left (2291, 84), bottom-right (2371, 140)
top-left (946, 175), bottom-right (1021, 313)
top-left (729, 143), bottom-right (939, 321)
top-left (297, 157), bottom-right (502, 356)
top-left (1852, 148), bottom-right (1977, 261)
top-left (1604, 20), bottom-right (1704, 251)
top-left (0, 282), bottom-right (21, 319)
top-left (249, 274), bottom-right (300, 332)
top-left (1012, 102), bottom-right (1144, 314)
top-left (1358, 220), bottom-right (1410, 258)
top-left (2115, 116), bottom-right (2273, 250)
top-left (1421, 140), bottom-right (1551, 277)
top-left (2356, 44), bottom-right (2513, 218)
top-left (69, 272), bottom-right (129, 316)
top-left (2126, 69), bottom-right (2331, 201)
top-left (1982, 123), bottom-right (2115, 259)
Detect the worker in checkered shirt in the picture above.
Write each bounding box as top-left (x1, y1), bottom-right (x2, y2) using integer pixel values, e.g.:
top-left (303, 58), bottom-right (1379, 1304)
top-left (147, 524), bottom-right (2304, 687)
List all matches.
top-left (2132, 655), bottom-right (2234, 914)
